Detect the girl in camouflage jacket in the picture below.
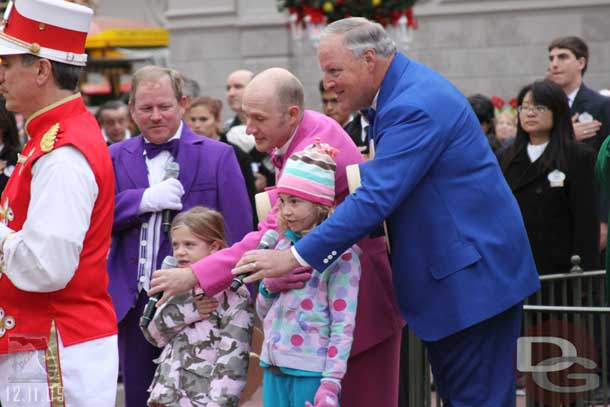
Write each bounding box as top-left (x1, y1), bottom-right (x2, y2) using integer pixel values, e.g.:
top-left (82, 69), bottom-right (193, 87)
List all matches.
top-left (256, 143), bottom-right (362, 407)
top-left (141, 206), bottom-right (253, 407)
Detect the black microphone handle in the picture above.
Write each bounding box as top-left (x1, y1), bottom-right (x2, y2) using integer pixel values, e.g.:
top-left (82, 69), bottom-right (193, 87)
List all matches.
top-left (230, 274), bottom-right (248, 292)
top-left (140, 292), bottom-right (162, 328)
top-left (161, 209), bottom-right (172, 233)
top-left (140, 255), bottom-right (178, 328)
top-left (230, 234), bottom-right (278, 292)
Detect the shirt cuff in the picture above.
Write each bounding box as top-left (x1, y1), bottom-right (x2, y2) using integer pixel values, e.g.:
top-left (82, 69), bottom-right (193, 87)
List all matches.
top-left (291, 246), bottom-right (310, 267)
top-left (0, 224), bottom-right (14, 253)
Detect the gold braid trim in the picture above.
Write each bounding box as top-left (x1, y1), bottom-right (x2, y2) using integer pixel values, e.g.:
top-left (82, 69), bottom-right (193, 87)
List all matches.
top-left (45, 321), bottom-right (66, 407)
top-left (0, 31), bottom-right (40, 54)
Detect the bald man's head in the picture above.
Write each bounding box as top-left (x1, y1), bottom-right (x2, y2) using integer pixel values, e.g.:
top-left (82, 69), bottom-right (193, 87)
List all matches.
top-left (249, 68), bottom-right (305, 111)
top-left (226, 69), bottom-right (254, 114)
top-left (242, 68), bottom-right (304, 153)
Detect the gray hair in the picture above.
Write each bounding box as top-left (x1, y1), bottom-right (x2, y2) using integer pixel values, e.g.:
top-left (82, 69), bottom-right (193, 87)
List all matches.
top-left (321, 17), bottom-right (396, 58)
top-left (182, 77), bottom-right (201, 98)
top-left (20, 54), bottom-right (83, 91)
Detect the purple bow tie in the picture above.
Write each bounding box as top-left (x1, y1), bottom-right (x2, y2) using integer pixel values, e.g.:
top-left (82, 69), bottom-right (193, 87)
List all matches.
top-left (144, 139), bottom-right (179, 159)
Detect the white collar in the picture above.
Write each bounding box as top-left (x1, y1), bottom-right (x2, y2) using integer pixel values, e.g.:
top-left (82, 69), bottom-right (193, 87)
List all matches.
top-left (371, 90), bottom-right (380, 111)
top-left (567, 86), bottom-right (580, 108)
top-left (274, 126), bottom-right (298, 157)
top-left (103, 128), bottom-right (132, 144)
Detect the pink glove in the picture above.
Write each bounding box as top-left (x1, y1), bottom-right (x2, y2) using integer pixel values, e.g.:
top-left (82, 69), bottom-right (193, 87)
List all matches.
top-left (305, 381), bottom-right (340, 407)
top-left (263, 266), bottom-right (312, 293)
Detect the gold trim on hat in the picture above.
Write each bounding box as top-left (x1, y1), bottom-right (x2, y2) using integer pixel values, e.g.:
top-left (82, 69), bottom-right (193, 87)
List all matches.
top-left (0, 30), bottom-right (38, 54)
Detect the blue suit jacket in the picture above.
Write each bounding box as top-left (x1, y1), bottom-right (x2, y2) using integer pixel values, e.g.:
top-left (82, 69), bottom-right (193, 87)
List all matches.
top-left (297, 53), bottom-right (540, 341)
top-left (107, 123), bottom-right (253, 322)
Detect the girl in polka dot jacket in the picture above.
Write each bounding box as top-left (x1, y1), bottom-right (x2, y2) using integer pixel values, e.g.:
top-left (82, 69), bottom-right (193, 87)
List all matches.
top-left (256, 142), bottom-right (362, 407)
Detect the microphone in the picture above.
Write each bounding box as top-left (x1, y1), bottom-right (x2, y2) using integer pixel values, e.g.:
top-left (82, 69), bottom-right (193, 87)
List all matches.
top-left (139, 255), bottom-right (179, 328)
top-left (230, 229), bottom-right (279, 292)
top-left (162, 161), bottom-right (180, 233)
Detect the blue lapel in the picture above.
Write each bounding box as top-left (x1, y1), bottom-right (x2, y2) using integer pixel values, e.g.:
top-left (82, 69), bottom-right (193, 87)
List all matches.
top-left (371, 52), bottom-right (411, 144)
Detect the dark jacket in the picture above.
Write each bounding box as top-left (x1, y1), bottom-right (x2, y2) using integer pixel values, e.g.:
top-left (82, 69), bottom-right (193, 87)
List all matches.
top-left (502, 141), bottom-right (599, 274)
top-left (343, 113), bottom-right (368, 151)
top-left (572, 83), bottom-right (610, 152)
top-left (0, 145), bottom-right (19, 194)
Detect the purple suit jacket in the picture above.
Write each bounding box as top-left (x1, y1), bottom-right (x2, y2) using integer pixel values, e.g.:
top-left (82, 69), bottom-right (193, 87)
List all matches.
top-left (107, 123), bottom-right (253, 322)
top-left (191, 110), bottom-right (404, 355)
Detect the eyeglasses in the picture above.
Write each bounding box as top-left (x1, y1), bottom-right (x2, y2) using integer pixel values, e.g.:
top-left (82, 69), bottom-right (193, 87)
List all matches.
top-left (517, 105), bottom-right (549, 114)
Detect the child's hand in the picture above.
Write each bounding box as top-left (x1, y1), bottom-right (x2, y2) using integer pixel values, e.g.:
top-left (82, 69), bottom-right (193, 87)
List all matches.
top-left (305, 381), bottom-right (340, 407)
top-left (194, 296), bottom-right (219, 318)
top-left (264, 266), bottom-right (312, 293)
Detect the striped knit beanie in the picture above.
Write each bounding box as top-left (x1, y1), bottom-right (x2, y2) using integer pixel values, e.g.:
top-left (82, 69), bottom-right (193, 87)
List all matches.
top-left (276, 139), bottom-right (338, 206)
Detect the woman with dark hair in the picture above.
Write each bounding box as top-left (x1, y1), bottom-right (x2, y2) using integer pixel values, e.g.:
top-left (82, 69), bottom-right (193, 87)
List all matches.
top-left (0, 98), bottom-right (20, 194)
top-left (500, 79), bottom-right (599, 275)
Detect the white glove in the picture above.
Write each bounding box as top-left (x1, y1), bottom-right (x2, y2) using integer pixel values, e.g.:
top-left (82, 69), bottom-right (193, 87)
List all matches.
top-left (139, 178), bottom-right (184, 214)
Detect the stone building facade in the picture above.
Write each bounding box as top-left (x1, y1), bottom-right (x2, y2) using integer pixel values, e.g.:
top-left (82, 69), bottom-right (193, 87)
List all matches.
top-left (98, 0), bottom-right (610, 119)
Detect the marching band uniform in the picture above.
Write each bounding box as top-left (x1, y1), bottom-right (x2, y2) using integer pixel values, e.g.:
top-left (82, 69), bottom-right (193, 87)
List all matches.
top-left (0, 1), bottom-right (118, 406)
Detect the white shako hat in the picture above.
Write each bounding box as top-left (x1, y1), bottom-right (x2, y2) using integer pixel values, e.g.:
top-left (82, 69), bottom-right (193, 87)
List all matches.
top-left (0, 0), bottom-right (93, 66)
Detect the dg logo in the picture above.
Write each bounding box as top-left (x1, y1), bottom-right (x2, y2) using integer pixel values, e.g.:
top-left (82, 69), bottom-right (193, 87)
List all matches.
top-left (517, 319), bottom-right (599, 405)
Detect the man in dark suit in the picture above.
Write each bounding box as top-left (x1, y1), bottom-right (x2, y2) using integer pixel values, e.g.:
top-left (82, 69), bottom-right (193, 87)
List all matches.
top-left (319, 79), bottom-right (370, 156)
top-left (236, 17), bottom-right (540, 406)
top-left (108, 66), bottom-right (252, 407)
top-left (548, 36), bottom-right (610, 151)
top-left (548, 36), bottom-right (610, 253)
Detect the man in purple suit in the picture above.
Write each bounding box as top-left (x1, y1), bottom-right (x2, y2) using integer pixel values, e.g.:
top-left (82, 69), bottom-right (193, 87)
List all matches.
top-left (149, 67), bottom-right (403, 407)
top-left (107, 66), bottom-right (252, 407)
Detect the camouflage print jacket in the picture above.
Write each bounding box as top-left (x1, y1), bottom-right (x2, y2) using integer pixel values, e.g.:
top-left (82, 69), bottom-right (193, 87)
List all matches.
top-left (141, 285), bottom-right (253, 407)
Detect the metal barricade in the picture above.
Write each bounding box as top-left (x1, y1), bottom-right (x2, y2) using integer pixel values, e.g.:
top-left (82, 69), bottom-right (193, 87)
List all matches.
top-left (404, 262), bottom-right (610, 407)
top-left (523, 266), bottom-right (610, 407)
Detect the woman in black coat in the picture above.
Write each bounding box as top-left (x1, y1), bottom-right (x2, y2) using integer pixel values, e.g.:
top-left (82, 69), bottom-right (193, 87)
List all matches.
top-left (0, 98), bottom-right (20, 195)
top-left (500, 80), bottom-right (599, 275)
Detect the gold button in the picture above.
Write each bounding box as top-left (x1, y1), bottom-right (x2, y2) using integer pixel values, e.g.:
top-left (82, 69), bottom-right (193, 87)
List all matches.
top-left (29, 43), bottom-right (40, 54)
top-left (38, 23), bottom-right (45, 30)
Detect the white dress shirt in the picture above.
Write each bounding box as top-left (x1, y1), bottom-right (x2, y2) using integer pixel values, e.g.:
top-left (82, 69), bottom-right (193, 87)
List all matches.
top-left (527, 141), bottom-right (549, 162)
top-left (1, 146), bottom-right (98, 292)
top-left (137, 122), bottom-right (182, 293)
top-left (567, 87), bottom-right (580, 108)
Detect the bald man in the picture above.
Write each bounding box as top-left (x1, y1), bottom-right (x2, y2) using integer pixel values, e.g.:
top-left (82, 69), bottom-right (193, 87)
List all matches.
top-left (224, 69), bottom-right (254, 130)
top-left (150, 68), bottom-right (403, 407)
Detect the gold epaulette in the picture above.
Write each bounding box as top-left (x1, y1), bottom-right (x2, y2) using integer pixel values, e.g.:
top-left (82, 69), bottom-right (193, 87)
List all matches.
top-left (40, 123), bottom-right (60, 153)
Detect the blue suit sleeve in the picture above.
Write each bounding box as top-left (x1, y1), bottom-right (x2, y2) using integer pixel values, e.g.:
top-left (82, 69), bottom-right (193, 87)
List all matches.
top-left (295, 106), bottom-right (446, 271)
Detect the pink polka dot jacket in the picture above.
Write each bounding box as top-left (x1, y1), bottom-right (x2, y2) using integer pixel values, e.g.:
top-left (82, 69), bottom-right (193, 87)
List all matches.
top-left (256, 237), bottom-right (362, 383)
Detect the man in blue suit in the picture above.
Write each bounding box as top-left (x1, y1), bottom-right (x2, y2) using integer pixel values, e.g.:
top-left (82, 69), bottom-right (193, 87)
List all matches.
top-left (234, 18), bottom-right (540, 406)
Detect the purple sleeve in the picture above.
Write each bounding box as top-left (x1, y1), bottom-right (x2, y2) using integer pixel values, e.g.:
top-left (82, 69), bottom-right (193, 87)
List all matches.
top-left (112, 187), bottom-right (148, 232)
top-left (216, 147), bottom-right (253, 245)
